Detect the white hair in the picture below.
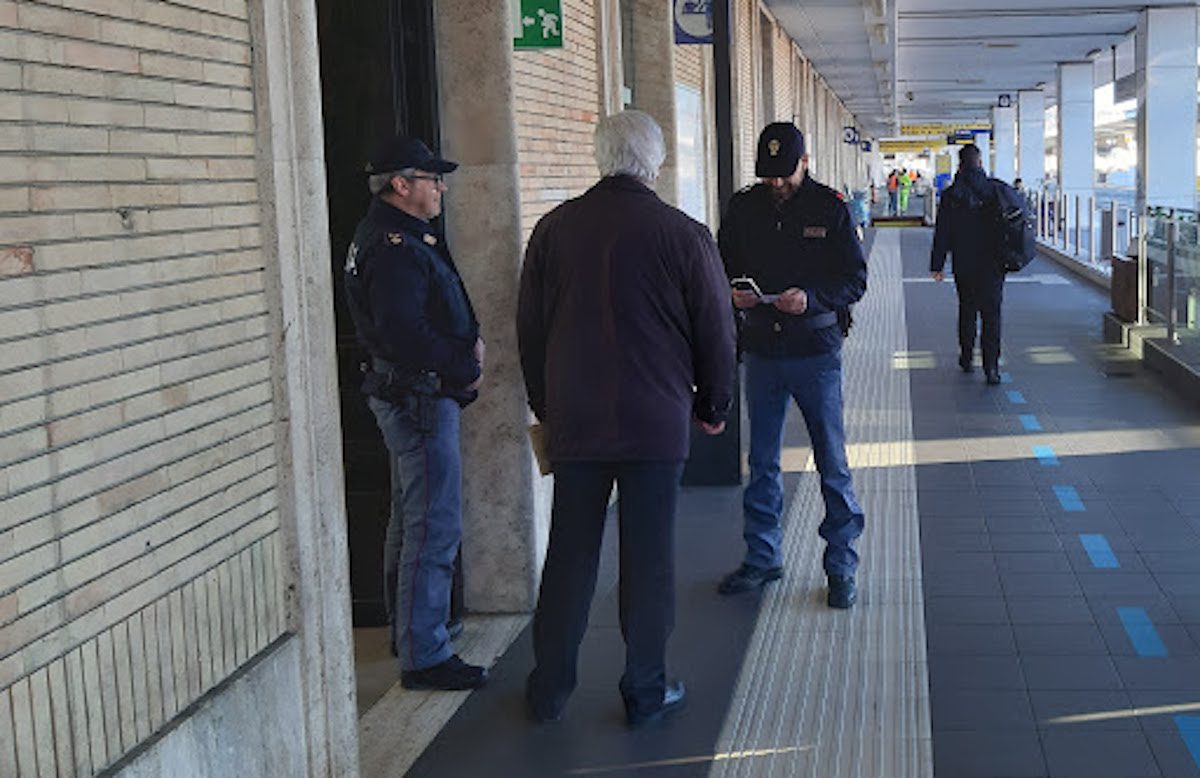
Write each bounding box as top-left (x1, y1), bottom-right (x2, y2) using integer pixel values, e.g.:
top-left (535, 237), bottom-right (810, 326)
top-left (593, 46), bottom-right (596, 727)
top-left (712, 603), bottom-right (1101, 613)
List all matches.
top-left (367, 167), bottom-right (417, 196)
top-left (593, 110), bottom-right (666, 182)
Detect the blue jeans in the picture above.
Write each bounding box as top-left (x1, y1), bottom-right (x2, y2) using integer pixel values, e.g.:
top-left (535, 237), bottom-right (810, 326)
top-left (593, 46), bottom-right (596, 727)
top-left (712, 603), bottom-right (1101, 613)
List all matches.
top-left (743, 351), bottom-right (864, 577)
top-left (368, 394), bottom-right (462, 671)
top-left (528, 461), bottom-right (684, 718)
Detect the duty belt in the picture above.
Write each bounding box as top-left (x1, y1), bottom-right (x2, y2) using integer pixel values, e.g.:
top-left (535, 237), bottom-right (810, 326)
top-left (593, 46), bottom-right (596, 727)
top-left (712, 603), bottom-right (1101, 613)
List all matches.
top-left (789, 311), bottom-right (838, 330)
top-left (369, 357), bottom-right (441, 393)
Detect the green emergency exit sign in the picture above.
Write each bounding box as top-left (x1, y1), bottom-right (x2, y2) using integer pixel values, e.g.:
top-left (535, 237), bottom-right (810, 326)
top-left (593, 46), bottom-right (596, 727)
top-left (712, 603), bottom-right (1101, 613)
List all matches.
top-left (514, 0), bottom-right (563, 49)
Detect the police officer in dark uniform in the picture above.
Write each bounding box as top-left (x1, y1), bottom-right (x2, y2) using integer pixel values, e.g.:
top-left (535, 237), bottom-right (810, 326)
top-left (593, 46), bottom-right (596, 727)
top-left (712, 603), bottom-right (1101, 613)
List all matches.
top-left (930, 143), bottom-right (1005, 385)
top-left (343, 136), bottom-right (487, 690)
top-left (716, 123), bottom-right (868, 609)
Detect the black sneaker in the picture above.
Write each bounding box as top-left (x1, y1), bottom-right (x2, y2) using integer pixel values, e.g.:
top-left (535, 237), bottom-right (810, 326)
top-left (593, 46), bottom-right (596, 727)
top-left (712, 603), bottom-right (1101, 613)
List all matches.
top-left (958, 354), bottom-right (973, 372)
top-left (827, 575), bottom-right (857, 609)
top-left (984, 368), bottom-right (1002, 386)
top-left (400, 655), bottom-right (487, 691)
top-left (718, 564), bottom-right (783, 594)
top-left (626, 681), bottom-right (687, 728)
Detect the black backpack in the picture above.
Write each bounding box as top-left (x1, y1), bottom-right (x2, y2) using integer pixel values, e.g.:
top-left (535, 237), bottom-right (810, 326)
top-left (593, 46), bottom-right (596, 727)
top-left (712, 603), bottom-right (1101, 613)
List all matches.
top-left (990, 180), bottom-right (1036, 272)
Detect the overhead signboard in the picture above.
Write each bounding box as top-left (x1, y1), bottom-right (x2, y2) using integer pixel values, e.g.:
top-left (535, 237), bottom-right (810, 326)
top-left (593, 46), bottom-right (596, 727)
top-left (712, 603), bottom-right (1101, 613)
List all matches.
top-left (878, 139), bottom-right (936, 153)
top-left (900, 123), bottom-right (991, 137)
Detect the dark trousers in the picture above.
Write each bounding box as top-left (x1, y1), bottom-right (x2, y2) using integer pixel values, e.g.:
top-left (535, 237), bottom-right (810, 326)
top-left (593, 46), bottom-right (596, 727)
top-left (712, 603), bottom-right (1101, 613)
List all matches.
top-left (955, 273), bottom-right (1005, 370)
top-left (528, 460), bottom-right (684, 718)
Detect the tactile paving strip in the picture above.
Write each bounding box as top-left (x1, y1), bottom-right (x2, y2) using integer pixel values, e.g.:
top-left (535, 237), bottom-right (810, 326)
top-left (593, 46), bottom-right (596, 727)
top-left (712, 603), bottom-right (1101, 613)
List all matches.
top-left (710, 229), bottom-right (933, 778)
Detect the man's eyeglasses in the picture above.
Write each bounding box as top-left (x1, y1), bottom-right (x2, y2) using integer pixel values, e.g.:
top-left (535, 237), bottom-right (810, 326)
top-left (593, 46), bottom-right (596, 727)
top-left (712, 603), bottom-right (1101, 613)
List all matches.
top-left (406, 173), bottom-right (444, 184)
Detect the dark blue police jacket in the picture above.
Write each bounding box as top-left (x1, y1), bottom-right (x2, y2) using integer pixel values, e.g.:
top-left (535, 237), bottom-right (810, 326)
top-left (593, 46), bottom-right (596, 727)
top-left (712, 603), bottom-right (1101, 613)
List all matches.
top-left (930, 166), bottom-right (1004, 282)
top-left (343, 198), bottom-right (480, 396)
top-left (718, 174), bottom-right (867, 358)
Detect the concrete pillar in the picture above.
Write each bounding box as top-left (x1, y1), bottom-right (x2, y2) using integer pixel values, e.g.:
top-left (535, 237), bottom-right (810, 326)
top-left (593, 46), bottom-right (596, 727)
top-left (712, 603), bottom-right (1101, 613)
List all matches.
top-left (1135, 6), bottom-right (1198, 213)
top-left (434, 0), bottom-right (543, 612)
top-left (991, 105), bottom-right (1016, 184)
top-left (624, 0), bottom-right (679, 206)
top-left (249, 0), bottom-right (359, 772)
top-left (1056, 61), bottom-right (1094, 232)
top-left (1017, 89), bottom-right (1045, 189)
top-left (975, 132), bottom-right (991, 176)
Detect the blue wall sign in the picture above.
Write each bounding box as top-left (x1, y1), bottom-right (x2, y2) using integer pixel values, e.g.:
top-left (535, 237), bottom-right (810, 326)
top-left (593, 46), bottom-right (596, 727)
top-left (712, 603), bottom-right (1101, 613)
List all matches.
top-left (674, 0), bottom-right (713, 45)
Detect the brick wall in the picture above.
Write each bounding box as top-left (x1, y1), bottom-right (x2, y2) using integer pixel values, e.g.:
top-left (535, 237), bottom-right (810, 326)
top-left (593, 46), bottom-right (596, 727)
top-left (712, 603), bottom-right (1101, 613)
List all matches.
top-left (0, 1), bottom-right (286, 775)
top-left (514, 0), bottom-right (601, 243)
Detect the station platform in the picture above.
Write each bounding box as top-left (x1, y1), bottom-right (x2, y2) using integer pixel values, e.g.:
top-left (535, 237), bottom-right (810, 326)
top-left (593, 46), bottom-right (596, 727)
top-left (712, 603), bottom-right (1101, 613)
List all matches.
top-left (372, 226), bottom-right (1200, 777)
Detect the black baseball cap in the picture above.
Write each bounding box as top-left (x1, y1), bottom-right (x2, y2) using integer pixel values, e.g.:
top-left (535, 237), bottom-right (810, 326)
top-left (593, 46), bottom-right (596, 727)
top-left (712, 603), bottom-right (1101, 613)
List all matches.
top-left (366, 136), bottom-right (458, 175)
top-left (755, 123), bottom-right (805, 178)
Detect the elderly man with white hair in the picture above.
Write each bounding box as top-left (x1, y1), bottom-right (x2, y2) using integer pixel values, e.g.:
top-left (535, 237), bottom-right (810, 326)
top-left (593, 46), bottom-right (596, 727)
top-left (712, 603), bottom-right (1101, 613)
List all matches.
top-left (517, 110), bottom-right (736, 728)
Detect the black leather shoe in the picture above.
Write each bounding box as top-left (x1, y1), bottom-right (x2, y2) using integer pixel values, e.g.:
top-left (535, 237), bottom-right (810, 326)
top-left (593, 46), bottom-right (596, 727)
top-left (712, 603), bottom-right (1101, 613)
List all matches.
top-left (626, 681), bottom-right (686, 728)
top-left (525, 681), bottom-right (564, 724)
top-left (400, 655), bottom-right (487, 691)
top-left (984, 368), bottom-right (1002, 385)
top-left (717, 564), bottom-right (783, 595)
top-left (958, 354), bottom-right (973, 372)
top-left (827, 575), bottom-right (857, 609)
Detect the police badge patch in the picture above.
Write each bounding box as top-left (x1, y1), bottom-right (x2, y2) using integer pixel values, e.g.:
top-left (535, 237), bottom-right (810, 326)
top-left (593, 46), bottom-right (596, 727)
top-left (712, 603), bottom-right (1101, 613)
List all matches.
top-left (768, 139), bottom-right (781, 157)
top-left (386, 232), bottom-right (404, 245)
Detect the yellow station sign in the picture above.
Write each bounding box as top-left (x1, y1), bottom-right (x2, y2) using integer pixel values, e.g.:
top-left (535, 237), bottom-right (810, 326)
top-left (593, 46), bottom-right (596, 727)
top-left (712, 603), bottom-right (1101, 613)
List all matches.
top-left (878, 139), bottom-right (938, 153)
top-left (900, 123), bottom-right (991, 137)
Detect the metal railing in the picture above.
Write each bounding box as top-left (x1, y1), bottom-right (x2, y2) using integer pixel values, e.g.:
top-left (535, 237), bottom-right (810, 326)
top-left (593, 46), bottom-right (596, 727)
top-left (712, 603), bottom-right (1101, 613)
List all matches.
top-left (1029, 189), bottom-right (1141, 271)
top-left (1137, 209), bottom-right (1200, 348)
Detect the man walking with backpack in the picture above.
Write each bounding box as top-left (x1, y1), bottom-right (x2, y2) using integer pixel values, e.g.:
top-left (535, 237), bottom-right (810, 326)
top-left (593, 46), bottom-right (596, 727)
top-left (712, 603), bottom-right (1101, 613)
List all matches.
top-left (930, 143), bottom-right (1008, 385)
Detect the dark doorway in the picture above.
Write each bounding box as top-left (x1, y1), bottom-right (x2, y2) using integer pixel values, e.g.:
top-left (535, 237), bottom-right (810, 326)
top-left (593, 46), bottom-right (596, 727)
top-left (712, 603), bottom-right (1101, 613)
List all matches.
top-left (316, 0), bottom-right (452, 626)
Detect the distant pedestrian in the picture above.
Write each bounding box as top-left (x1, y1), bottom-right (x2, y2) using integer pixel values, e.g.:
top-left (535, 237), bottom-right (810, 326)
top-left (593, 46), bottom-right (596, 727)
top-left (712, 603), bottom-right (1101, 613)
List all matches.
top-left (930, 143), bottom-right (1007, 385)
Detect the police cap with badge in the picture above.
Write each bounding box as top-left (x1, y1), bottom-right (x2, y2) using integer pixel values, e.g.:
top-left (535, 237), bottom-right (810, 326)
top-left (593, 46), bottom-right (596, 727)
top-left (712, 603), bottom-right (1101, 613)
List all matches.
top-left (755, 122), bottom-right (805, 178)
top-left (365, 135), bottom-right (459, 177)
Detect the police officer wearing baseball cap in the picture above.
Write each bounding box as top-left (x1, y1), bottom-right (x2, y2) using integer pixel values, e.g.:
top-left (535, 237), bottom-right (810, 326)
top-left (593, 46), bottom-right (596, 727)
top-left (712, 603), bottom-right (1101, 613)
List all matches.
top-left (343, 135), bottom-right (487, 690)
top-left (716, 122), bottom-right (868, 609)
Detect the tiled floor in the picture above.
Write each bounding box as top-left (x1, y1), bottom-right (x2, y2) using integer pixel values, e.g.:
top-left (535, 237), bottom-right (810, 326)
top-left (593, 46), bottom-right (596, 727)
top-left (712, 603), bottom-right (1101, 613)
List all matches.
top-left (369, 227), bottom-right (1200, 777)
top-left (902, 228), bottom-right (1200, 777)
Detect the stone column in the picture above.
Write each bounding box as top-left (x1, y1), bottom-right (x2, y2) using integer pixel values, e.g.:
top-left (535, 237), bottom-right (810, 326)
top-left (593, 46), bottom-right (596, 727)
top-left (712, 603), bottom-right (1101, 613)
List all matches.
top-left (249, 0), bottom-right (358, 773)
top-left (975, 132), bottom-right (991, 176)
top-left (1017, 89), bottom-right (1045, 189)
top-left (1135, 6), bottom-right (1198, 213)
top-left (1056, 61), bottom-right (1094, 234)
top-left (991, 105), bottom-right (1017, 184)
top-left (434, 0), bottom-right (543, 612)
top-left (624, 0), bottom-right (679, 206)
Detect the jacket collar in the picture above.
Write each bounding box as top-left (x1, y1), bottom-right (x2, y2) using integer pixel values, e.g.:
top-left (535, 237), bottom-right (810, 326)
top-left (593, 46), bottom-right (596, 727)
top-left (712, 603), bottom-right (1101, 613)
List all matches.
top-left (591, 174), bottom-right (658, 197)
top-left (368, 197), bottom-right (439, 240)
top-left (955, 165), bottom-right (989, 191)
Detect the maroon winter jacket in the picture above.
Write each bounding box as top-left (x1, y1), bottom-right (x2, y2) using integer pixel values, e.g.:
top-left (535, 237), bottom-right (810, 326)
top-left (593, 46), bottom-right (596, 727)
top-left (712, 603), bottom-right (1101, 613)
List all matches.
top-left (517, 175), bottom-right (736, 462)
